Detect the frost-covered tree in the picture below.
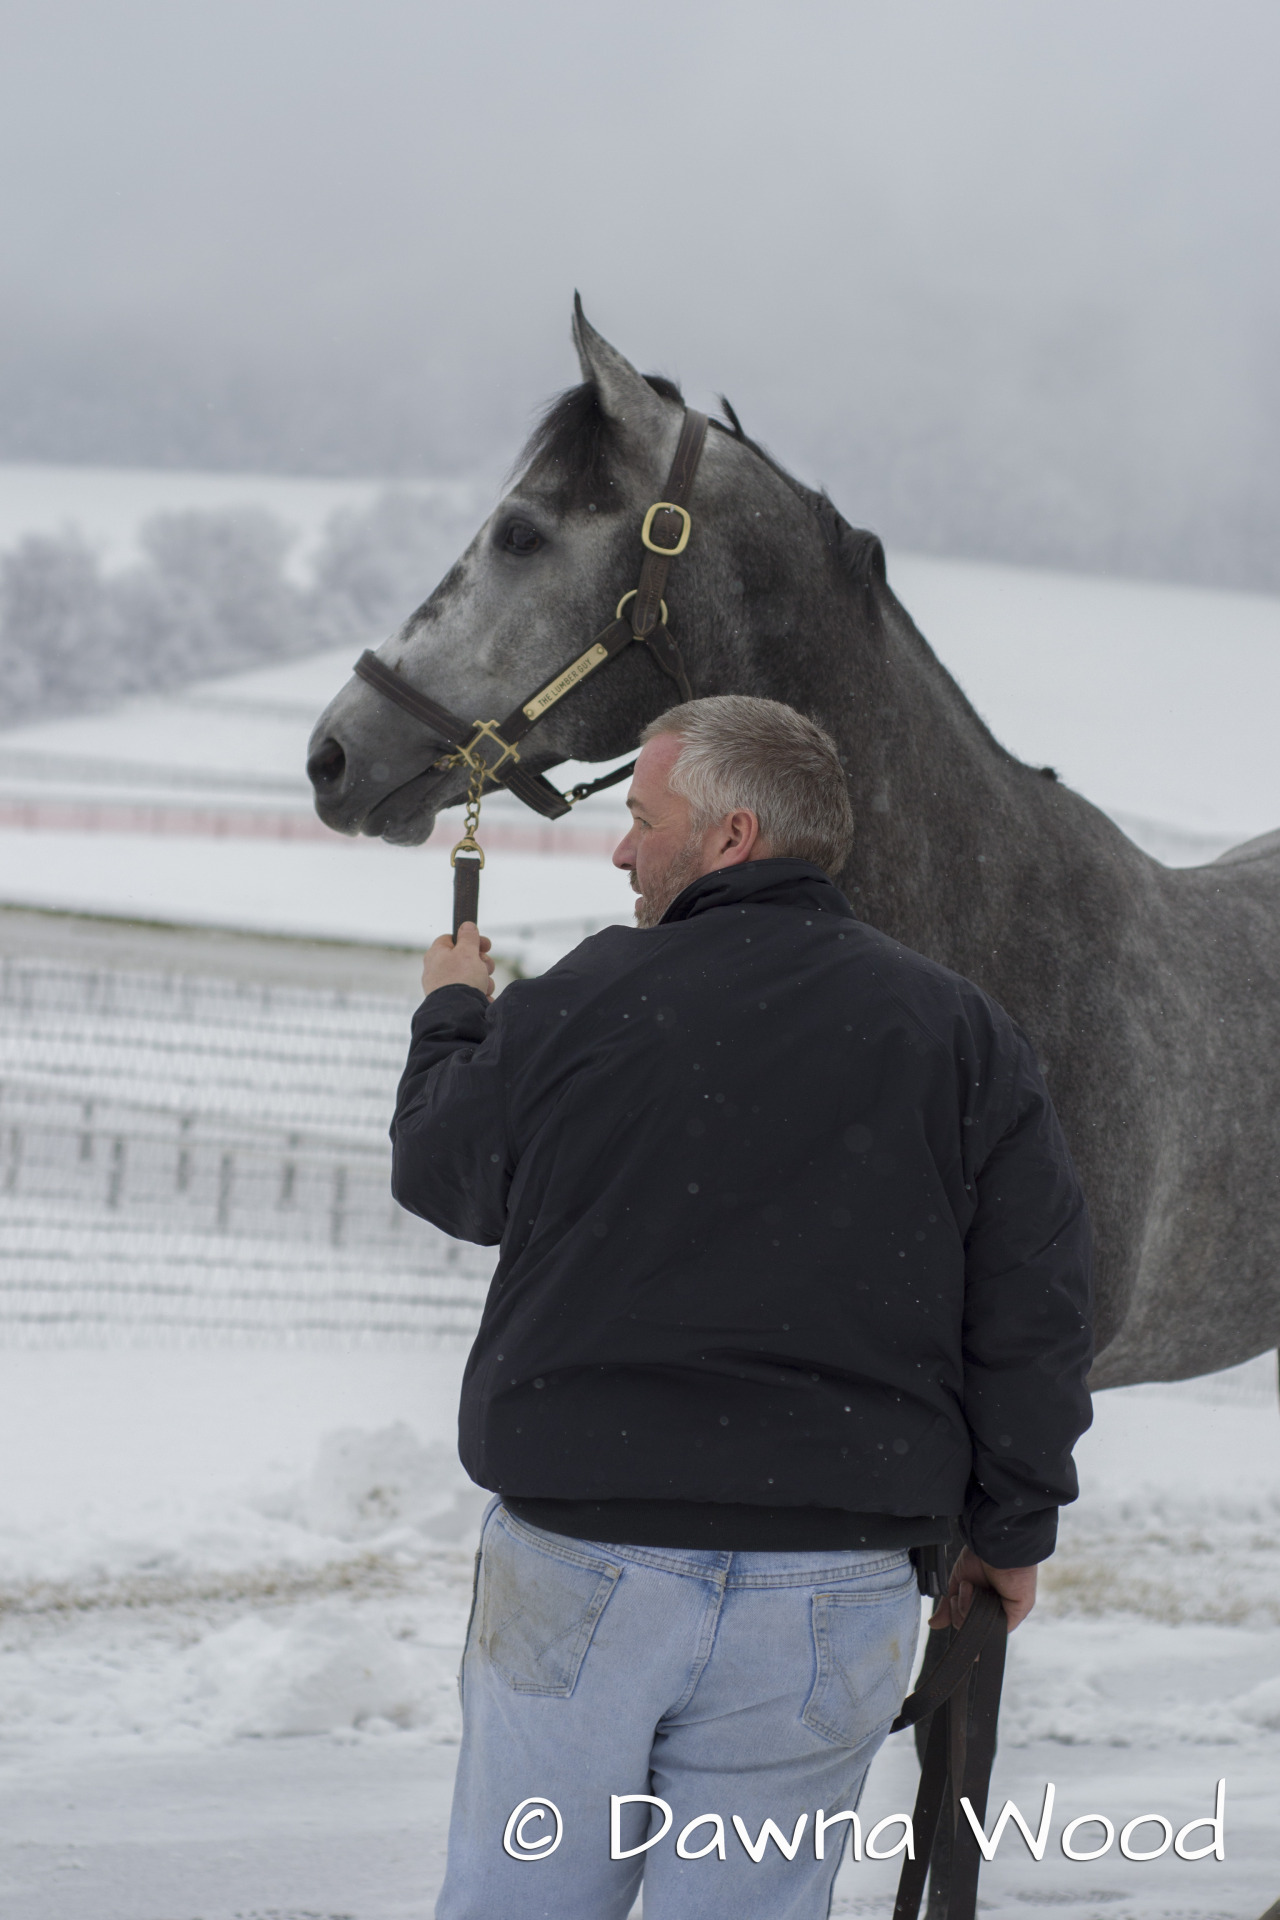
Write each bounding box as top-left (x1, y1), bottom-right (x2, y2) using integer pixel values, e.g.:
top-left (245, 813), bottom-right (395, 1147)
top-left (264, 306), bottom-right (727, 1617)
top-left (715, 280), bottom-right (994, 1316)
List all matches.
top-left (110, 507), bottom-right (309, 687)
top-left (0, 530), bottom-right (110, 723)
top-left (307, 488), bottom-right (478, 648)
top-left (0, 487), bottom-right (476, 727)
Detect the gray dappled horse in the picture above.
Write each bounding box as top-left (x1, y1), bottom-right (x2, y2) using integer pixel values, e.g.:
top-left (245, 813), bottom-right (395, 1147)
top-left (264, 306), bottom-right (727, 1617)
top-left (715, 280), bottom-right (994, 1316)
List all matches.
top-left (308, 303), bottom-right (1280, 1398)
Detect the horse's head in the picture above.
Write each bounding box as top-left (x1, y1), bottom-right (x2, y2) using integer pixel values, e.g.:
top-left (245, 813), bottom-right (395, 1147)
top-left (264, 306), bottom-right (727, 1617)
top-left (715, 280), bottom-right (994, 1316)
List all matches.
top-left (306, 300), bottom-right (821, 844)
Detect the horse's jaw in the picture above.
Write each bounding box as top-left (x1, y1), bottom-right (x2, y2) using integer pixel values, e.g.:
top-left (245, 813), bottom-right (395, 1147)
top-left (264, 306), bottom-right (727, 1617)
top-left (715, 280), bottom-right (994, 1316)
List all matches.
top-left (358, 770), bottom-right (443, 846)
top-left (365, 802), bottom-right (439, 847)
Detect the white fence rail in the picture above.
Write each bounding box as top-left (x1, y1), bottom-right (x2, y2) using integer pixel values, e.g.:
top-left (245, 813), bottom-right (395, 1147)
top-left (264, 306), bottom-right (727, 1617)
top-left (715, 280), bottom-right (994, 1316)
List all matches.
top-left (0, 955), bottom-right (492, 1345)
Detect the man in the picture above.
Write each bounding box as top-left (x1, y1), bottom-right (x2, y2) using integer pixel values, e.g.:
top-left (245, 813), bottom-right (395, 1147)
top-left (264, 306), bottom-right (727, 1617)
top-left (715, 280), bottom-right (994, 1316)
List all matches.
top-left (392, 695), bottom-right (1093, 1920)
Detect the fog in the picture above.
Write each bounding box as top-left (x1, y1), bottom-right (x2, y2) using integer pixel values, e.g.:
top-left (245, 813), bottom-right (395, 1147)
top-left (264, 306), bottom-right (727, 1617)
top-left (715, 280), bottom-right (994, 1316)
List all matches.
top-left (2, 0), bottom-right (1277, 589)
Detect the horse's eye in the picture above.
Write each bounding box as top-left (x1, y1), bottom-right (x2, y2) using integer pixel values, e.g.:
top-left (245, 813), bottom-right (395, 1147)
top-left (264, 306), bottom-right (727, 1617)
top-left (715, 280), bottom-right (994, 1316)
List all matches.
top-left (501, 519), bottom-right (542, 556)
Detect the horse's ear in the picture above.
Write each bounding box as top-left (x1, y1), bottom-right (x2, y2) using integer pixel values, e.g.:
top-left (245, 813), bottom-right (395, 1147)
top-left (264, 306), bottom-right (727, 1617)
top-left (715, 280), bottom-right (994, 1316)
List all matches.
top-left (572, 293), bottom-right (670, 438)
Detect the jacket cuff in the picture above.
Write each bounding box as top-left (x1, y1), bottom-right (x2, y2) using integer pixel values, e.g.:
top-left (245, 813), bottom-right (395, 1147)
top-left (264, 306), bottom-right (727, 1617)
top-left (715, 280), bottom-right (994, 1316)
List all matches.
top-left (411, 983), bottom-right (491, 1037)
top-left (964, 1502), bottom-right (1059, 1568)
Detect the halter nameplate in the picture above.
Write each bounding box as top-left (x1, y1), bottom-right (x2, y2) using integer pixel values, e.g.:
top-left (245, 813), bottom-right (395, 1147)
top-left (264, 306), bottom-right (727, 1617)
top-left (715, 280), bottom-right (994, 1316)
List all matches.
top-left (522, 641), bottom-right (610, 722)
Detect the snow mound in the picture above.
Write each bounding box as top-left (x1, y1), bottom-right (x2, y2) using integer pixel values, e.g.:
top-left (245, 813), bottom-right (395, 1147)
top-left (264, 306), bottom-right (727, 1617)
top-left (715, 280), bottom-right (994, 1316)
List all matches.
top-left (300, 1421), bottom-right (485, 1542)
top-left (1233, 1674), bottom-right (1280, 1731)
top-left (196, 1603), bottom-right (424, 1737)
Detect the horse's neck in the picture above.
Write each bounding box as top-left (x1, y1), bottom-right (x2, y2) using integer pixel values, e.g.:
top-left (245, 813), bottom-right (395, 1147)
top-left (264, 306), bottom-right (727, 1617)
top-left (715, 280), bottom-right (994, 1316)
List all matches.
top-left (734, 568), bottom-right (1076, 976)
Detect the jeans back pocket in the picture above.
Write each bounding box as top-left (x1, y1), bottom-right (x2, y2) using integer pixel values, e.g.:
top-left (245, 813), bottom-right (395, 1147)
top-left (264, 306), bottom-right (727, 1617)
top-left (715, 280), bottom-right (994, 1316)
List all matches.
top-left (478, 1512), bottom-right (622, 1697)
top-left (802, 1567), bottom-right (919, 1748)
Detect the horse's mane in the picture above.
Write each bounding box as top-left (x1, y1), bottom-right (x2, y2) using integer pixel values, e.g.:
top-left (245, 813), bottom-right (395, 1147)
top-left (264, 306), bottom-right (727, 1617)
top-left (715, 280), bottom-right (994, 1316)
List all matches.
top-left (514, 377), bottom-right (883, 587)
top-left (714, 397), bottom-right (886, 589)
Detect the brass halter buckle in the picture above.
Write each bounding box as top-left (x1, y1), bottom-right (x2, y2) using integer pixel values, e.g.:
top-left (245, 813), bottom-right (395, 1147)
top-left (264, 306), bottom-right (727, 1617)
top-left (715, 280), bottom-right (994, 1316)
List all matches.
top-left (641, 501), bottom-right (692, 556)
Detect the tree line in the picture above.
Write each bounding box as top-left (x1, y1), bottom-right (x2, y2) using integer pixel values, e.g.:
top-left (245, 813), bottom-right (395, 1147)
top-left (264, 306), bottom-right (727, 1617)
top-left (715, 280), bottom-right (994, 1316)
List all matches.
top-left (0, 489), bottom-right (479, 725)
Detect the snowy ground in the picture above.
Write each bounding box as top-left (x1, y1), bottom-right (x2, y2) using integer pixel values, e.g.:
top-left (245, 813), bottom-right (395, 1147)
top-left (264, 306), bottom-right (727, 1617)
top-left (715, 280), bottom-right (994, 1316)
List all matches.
top-left (0, 1347), bottom-right (1276, 1919)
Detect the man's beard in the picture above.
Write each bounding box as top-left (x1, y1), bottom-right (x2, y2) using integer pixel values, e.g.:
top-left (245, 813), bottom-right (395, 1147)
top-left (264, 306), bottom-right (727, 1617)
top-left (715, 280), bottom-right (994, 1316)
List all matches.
top-left (631, 834), bottom-right (706, 928)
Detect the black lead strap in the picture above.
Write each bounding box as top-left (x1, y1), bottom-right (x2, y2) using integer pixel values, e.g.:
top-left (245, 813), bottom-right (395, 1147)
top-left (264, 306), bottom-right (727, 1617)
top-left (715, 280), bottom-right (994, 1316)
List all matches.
top-left (451, 854), bottom-right (482, 940)
top-left (450, 786), bottom-right (485, 940)
top-left (889, 1585), bottom-right (1008, 1920)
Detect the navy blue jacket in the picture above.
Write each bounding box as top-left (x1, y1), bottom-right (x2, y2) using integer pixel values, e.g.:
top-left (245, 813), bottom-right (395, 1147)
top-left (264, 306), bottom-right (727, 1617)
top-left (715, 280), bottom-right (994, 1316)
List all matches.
top-left (391, 860), bottom-right (1093, 1565)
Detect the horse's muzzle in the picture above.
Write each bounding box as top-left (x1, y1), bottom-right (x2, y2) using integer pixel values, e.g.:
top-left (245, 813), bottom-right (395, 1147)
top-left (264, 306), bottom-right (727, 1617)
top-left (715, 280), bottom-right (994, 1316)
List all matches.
top-left (307, 726), bottom-right (453, 844)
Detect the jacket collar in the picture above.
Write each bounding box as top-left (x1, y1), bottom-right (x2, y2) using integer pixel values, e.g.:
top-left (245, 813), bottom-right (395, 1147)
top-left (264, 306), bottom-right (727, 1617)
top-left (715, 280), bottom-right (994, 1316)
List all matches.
top-left (660, 858), bottom-right (856, 925)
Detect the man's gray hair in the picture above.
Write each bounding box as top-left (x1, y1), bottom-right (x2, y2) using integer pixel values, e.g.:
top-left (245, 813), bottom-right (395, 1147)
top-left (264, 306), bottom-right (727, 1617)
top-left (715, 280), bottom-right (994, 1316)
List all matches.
top-left (640, 695), bottom-right (854, 877)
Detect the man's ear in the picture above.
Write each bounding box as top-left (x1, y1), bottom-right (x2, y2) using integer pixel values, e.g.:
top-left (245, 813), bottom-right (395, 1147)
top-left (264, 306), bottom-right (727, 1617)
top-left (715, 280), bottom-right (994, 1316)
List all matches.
top-left (714, 809), bottom-right (766, 866)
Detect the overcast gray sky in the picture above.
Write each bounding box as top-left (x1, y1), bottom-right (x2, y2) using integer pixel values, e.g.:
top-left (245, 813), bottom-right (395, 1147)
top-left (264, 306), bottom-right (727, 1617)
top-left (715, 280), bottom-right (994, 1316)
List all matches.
top-left (1, 0), bottom-right (1277, 587)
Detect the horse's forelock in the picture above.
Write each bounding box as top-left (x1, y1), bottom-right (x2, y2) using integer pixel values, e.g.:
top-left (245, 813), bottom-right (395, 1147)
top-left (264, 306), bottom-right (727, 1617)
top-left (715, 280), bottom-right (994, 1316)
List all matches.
top-left (512, 374), bottom-right (685, 510)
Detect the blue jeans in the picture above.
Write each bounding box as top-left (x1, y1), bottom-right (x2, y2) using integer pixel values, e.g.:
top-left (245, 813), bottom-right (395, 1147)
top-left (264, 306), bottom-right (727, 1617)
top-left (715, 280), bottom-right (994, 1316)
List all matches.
top-left (436, 1500), bottom-right (921, 1920)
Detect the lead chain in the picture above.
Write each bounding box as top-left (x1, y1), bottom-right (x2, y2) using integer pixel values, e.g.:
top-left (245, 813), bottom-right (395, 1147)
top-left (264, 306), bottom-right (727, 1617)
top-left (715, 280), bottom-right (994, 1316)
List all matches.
top-left (450, 766), bottom-right (486, 866)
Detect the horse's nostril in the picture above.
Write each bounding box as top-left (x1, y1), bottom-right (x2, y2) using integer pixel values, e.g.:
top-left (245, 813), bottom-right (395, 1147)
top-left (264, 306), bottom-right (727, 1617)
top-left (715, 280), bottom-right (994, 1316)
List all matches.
top-left (307, 737), bottom-right (347, 793)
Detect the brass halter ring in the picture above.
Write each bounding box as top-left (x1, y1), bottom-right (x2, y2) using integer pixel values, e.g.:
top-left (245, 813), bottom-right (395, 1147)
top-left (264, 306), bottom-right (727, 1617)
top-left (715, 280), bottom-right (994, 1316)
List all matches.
top-left (616, 589), bottom-right (669, 626)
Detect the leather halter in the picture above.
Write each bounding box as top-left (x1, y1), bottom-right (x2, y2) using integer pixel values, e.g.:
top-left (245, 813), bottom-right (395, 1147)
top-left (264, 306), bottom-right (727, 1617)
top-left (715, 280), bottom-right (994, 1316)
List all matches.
top-left (352, 406), bottom-right (710, 822)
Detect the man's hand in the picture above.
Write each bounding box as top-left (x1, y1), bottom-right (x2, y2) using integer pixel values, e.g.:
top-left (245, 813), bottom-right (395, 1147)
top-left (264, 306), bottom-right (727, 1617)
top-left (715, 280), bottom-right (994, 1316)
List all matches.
top-left (421, 922), bottom-right (495, 1000)
top-left (928, 1546), bottom-right (1038, 1634)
